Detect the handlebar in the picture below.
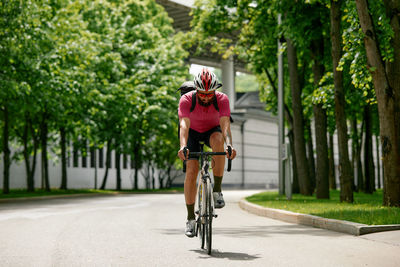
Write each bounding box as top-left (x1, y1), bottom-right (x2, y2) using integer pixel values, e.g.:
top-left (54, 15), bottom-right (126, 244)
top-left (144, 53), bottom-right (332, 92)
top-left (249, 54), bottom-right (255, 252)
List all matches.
top-left (183, 150), bottom-right (232, 173)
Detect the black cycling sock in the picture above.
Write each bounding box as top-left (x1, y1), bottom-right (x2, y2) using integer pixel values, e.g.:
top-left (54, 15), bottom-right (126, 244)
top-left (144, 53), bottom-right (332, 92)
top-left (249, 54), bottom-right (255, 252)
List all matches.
top-left (186, 203), bottom-right (195, 220)
top-left (213, 176), bottom-right (223, 192)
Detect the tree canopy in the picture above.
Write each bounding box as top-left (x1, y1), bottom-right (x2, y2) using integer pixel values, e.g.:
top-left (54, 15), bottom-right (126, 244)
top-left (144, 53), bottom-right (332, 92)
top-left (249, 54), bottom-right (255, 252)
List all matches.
top-left (1, 0), bottom-right (189, 192)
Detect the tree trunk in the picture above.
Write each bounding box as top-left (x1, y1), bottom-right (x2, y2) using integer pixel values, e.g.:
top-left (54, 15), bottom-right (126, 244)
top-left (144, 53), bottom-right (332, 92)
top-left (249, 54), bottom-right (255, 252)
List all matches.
top-left (306, 122), bottom-right (316, 193)
top-left (60, 127), bottom-right (68, 190)
top-left (133, 141), bottom-right (141, 190)
top-left (356, 0), bottom-right (400, 206)
top-left (40, 113), bottom-right (50, 192)
top-left (351, 128), bottom-right (356, 188)
top-left (384, 0), bottom-right (400, 157)
top-left (376, 135), bottom-right (381, 189)
top-left (311, 31), bottom-right (329, 199)
top-left (23, 115), bottom-right (31, 191)
top-left (363, 105), bottom-right (375, 193)
top-left (159, 169), bottom-right (165, 189)
top-left (166, 166), bottom-right (172, 189)
top-left (100, 139), bottom-right (112, 190)
top-left (288, 130), bottom-right (300, 194)
top-left (116, 148), bottom-right (121, 191)
top-left (352, 118), bottom-right (364, 191)
top-left (166, 166), bottom-right (173, 189)
top-left (151, 166), bottom-right (155, 189)
top-left (328, 133), bottom-right (337, 189)
top-left (94, 146), bottom-right (98, 189)
top-left (314, 103), bottom-right (330, 199)
top-left (331, 0), bottom-right (353, 202)
top-left (144, 165), bottom-right (150, 189)
top-left (2, 105), bottom-right (10, 194)
top-left (286, 38), bottom-right (311, 195)
top-left (23, 114), bottom-right (38, 192)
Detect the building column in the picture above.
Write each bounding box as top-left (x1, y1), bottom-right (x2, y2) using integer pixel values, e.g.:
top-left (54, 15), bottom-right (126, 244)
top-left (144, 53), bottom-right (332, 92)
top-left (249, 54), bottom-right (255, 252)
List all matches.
top-left (221, 57), bottom-right (235, 111)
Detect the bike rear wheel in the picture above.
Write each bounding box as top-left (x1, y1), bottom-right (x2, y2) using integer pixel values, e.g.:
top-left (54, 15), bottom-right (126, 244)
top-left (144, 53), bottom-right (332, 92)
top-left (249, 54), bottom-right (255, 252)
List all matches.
top-left (205, 178), bottom-right (213, 255)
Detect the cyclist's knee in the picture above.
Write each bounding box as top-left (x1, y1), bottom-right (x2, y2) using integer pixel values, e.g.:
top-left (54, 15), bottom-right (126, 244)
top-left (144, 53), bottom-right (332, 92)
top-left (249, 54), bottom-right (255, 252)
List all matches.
top-left (210, 132), bottom-right (224, 149)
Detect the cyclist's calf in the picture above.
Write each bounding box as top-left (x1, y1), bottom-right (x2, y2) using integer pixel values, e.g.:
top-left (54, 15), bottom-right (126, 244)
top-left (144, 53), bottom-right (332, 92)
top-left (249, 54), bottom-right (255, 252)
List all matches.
top-left (184, 160), bottom-right (199, 205)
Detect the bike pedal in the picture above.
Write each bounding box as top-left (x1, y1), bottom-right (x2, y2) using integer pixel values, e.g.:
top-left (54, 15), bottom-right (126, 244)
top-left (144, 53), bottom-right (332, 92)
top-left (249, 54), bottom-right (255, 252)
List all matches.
top-left (195, 210), bottom-right (199, 215)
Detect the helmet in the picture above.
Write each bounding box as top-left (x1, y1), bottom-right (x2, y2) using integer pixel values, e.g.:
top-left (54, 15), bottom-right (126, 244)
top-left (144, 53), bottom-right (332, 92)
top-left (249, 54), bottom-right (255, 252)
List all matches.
top-left (194, 68), bottom-right (222, 92)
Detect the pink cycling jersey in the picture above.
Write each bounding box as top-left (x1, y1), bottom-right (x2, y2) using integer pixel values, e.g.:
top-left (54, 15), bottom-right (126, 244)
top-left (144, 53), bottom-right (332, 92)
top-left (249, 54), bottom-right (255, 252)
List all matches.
top-left (178, 91), bottom-right (231, 133)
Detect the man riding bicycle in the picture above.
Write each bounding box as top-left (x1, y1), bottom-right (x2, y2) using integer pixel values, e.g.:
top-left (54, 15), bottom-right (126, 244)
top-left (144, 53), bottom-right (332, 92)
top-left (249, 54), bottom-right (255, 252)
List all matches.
top-left (177, 68), bottom-right (237, 237)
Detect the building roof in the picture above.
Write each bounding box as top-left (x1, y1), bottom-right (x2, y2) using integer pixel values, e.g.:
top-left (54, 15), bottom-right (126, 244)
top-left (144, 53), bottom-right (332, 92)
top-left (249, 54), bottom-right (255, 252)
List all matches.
top-left (235, 91), bottom-right (266, 109)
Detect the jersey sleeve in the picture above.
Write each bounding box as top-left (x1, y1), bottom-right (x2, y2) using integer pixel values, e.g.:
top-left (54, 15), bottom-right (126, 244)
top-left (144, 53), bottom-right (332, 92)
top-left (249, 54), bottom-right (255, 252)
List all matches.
top-left (178, 94), bottom-right (191, 118)
top-left (218, 93), bottom-right (231, 118)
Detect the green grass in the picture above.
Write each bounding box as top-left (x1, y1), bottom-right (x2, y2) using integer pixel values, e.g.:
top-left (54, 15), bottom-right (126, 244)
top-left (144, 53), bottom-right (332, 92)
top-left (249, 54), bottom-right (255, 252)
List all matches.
top-left (246, 190), bottom-right (400, 225)
top-left (0, 187), bottom-right (184, 199)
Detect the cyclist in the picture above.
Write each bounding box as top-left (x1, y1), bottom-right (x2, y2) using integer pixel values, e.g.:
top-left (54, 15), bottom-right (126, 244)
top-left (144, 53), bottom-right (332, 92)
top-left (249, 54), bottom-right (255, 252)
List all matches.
top-left (177, 68), bottom-right (237, 237)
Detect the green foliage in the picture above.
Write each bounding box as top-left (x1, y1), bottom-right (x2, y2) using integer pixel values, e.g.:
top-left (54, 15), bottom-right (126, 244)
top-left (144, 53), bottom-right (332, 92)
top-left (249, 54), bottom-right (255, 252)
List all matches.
top-left (340, 1), bottom-right (381, 105)
top-left (0, 0), bottom-right (189, 189)
top-left (235, 73), bottom-right (259, 92)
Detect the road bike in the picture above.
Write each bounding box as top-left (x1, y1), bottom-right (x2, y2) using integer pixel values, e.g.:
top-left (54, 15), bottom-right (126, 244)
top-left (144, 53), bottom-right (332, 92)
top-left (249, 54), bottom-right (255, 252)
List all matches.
top-left (183, 143), bottom-right (232, 255)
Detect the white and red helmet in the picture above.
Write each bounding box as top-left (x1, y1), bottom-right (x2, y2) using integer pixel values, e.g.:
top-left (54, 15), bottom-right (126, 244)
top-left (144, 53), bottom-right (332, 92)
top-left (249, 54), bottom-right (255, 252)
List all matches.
top-left (194, 68), bottom-right (222, 92)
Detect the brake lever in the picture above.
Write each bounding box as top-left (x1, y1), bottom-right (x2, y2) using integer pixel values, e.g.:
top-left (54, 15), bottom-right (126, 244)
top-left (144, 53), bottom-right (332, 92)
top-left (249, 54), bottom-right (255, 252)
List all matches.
top-left (227, 146), bottom-right (232, 172)
top-left (183, 147), bottom-right (188, 173)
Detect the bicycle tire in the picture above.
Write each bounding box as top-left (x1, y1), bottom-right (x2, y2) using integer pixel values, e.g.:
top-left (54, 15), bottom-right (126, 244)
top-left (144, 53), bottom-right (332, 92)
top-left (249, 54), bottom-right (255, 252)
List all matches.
top-left (197, 182), bottom-right (205, 249)
top-left (205, 178), bottom-right (213, 255)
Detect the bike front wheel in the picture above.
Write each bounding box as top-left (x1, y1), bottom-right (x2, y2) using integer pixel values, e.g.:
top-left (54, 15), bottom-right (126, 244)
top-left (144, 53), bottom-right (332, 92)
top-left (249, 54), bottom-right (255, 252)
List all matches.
top-left (205, 178), bottom-right (213, 255)
top-left (197, 182), bottom-right (205, 249)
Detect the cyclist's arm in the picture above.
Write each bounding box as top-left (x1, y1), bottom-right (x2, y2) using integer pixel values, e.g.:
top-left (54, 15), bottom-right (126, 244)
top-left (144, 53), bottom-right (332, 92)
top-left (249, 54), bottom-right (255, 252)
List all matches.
top-left (179, 117), bottom-right (190, 148)
top-left (220, 116), bottom-right (237, 160)
top-left (220, 116), bottom-right (232, 146)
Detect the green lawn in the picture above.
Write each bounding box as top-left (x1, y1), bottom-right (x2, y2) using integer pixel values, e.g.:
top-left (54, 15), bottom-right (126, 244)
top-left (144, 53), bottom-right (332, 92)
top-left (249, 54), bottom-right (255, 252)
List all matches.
top-left (246, 190), bottom-right (400, 225)
top-left (0, 188), bottom-right (184, 199)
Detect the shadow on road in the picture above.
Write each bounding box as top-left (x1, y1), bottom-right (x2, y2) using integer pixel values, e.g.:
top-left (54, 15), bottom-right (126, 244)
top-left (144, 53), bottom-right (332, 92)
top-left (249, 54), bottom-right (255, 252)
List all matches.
top-left (214, 225), bottom-right (343, 237)
top-left (159, 224), bottom-right (343, 238)
top-left (191, 249), bottom-right (260, 261)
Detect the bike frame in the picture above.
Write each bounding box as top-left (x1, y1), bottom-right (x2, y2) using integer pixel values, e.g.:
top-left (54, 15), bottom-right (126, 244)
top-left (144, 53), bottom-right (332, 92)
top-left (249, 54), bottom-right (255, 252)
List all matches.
top-left (182, 143), bottom-right (232, 255)
top-left (196, 152), bottom-right (214, 225)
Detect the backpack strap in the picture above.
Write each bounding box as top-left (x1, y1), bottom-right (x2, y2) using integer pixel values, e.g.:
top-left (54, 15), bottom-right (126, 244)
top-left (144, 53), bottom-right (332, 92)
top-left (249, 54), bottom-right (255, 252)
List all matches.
top-left (213, 95), bottom-right (219, 112)
top-left (190, 91), bottom-right (196, 112)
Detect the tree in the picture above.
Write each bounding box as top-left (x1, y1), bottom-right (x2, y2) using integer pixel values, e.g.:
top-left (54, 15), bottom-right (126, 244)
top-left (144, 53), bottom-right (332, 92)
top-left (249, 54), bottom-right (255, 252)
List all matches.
top-left (355, 0), bottom-right (400, 206)
top-left (190, 0), bottom-right (314, 195)
top-left (1, 0), bottom-right (188, 193)
top-left (286, 38), bottom-right (312, 195)
top-left (80, 0), bottom-right (187, 190)
top-left (330, 0), bottom-right (353, 202)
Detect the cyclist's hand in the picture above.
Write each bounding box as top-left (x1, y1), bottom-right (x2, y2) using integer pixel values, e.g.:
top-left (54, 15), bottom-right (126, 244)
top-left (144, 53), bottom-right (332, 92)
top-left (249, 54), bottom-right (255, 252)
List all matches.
top-left (178, 146), bottom-right (189, 161)
top-left (226, 145), bottom-right (236, 160)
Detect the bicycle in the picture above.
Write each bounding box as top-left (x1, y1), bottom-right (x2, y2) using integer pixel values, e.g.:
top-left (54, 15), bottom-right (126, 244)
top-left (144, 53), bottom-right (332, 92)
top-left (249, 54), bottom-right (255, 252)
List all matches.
top-left (183, 143), bottom-right (232, 255)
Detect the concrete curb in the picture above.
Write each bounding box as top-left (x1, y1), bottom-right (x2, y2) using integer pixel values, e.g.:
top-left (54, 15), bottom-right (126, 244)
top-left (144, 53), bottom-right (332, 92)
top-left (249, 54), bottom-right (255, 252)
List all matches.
top-left (0, 193), bottom-right (113, 203)
top-left (239, 198), bottom-right (400, 236)
top-left (0, 190), bottom-right (184, 203)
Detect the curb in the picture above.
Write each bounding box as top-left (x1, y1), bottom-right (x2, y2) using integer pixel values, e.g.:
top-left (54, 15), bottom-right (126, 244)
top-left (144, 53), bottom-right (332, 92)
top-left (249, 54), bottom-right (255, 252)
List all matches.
top-left (0, 193), bottom-right (113, 203)
top-left (0, 190), bottom-right (184, 203)
top-left (239, 198), bottom-right (400, 236)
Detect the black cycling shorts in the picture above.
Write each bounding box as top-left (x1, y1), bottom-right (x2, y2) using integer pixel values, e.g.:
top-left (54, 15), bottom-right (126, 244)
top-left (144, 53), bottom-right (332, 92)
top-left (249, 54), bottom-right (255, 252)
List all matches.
top-left (187, 126), bottom-right (222, 160)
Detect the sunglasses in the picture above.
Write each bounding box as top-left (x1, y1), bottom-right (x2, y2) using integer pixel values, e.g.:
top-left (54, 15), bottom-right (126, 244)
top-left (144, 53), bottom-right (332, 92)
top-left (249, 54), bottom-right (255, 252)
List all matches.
top-left (197, 92), bottom-right (215, 98)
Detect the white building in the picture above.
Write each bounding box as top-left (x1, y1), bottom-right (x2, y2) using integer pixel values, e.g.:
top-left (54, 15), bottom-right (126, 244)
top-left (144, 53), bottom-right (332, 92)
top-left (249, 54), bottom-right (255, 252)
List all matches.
top-left (0, 91), bottom-right (279, 190)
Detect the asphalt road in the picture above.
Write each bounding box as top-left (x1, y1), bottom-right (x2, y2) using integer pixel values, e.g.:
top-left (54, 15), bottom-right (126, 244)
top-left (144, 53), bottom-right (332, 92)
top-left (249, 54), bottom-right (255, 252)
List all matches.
top-left (0, 190), bottom-right (399, 267)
